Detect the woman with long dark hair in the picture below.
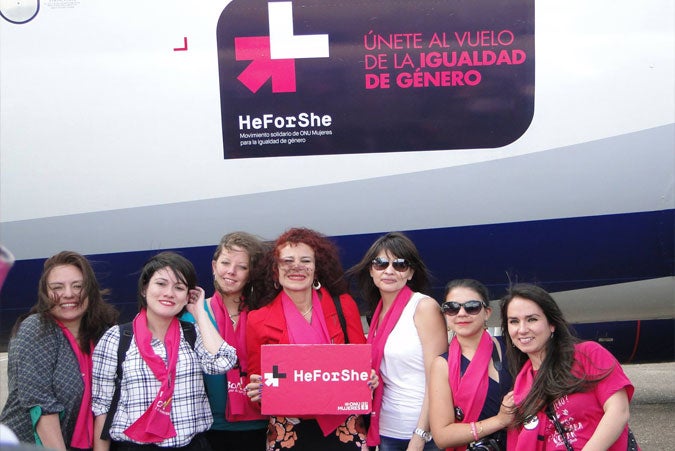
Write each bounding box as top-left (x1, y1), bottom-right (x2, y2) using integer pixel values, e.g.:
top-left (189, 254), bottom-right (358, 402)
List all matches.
top-left (501, 283), bottom-right (638, 450)
top-left (348, 232), bottom-right (447, 451)
top-left (1, 251), bottom-right (118, 449)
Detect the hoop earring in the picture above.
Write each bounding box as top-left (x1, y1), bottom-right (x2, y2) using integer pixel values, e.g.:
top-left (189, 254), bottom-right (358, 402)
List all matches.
top-left (273, 281), bottom-right (280, 290)
top-left (484, 320), bottom-right (488, 329)
top-left (313, 279), bottom-right (321, 290)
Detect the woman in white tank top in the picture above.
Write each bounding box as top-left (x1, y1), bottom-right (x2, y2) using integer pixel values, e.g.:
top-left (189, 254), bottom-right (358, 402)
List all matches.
top-left (347, 232), bottom-right (447, 451)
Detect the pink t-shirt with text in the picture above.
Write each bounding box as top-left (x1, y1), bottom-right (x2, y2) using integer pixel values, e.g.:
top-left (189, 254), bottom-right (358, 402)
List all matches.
top-left (545, 341), bottom-right (634, 450)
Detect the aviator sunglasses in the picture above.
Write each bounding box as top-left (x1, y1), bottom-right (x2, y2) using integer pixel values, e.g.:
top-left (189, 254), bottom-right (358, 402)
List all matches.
top-left (371, 257), bottom-right (410, 272)
top-left (441, 300), bottom-right (486, 316)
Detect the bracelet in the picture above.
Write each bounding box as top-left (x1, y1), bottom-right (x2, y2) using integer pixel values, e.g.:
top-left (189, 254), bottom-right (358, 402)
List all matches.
top-left (413, 428), bottom-right (432, 443)
top-left (470, 422), bottom-right (479, 441)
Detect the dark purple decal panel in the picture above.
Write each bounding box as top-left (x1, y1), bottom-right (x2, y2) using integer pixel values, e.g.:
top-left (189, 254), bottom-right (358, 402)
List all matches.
top-left (218, 0), bottom-right (534, 159)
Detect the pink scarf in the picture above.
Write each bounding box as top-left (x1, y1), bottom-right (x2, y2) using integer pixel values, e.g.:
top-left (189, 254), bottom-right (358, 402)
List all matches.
top-left (210, 294), bottom-right (265, 421)
top-left (0, 249), bottom-right (12, 291)
top-left (507, 359), bottom-right (548, 451)
top-left (124, 310), bottom-right (180, 442)
top-left (57, 321), bottom-right (94, 449)
top-left (282, 290), bottom-right (330, 345)
top-left (366, 285), bottom-right (413, 446)
top-left (446, 331), bottom-right (494, 451)
top-left (282, 290), bottom-right (345, 435)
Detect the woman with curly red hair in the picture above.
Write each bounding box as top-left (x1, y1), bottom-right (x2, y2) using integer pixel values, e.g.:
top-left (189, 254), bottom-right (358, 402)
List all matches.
top-left (244, 227), bottom-right (376, 451)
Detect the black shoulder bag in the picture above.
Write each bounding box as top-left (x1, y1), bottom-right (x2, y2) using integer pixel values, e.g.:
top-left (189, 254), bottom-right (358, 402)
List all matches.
top-left (332, 294), bottom-right (349, 343)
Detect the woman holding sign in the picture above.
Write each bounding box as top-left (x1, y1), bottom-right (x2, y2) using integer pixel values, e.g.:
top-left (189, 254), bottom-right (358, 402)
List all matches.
top-left (348, 232), bottom-right (447, 451)
top-left (181, 232), bottom-right (268, 451)
top-left (428, 279), bottom-right (514, 451)
top-left (245, 227), bottom-right (375, 451)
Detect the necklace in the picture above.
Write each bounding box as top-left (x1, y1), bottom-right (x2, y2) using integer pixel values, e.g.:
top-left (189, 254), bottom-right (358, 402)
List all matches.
top-left (300, 305), bottom-right (312, 317)
top-left (228, 312), bottom-right (240, 324)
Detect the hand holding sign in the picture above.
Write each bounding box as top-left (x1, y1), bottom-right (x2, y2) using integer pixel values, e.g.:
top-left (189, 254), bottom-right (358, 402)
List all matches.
top-left (260, 344), bottom-right (372, 416)
top-left (246, 374), bottom-right (263, 403)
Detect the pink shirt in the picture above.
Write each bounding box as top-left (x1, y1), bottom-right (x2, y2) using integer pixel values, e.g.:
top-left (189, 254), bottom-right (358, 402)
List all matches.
top-left (544, 341), bottom-right (634, 450)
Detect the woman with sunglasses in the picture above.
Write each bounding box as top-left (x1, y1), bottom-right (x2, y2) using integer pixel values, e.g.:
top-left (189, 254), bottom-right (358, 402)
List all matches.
top-left (244, 227), bottom-right (377, 451)
top-left (348, 232), bottom-right (447, 451)
top-left (501, 284), bottom-right (637, 450)
top-left (428, 279), bottom-right (514, 451)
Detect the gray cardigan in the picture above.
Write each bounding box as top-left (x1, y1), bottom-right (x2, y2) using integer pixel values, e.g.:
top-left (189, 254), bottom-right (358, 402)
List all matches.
top-left (0, 314), bottom-right (83, 444)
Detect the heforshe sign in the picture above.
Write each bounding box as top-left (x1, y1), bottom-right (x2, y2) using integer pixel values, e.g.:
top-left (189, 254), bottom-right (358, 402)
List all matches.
top-left (260, 344), bottom-right (372, 416)
top-left (217, 0), bottom-right (534, 158)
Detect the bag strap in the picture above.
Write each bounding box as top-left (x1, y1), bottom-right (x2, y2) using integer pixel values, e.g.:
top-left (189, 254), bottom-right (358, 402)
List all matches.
top-left (332, 294), bottom-right (350, 344)
top-left (545, 404), bottom-right (573, 451)
top-left (100, 322), bottom-right (133, 440)
top-left (491, 339), bottom-right (502, 371)
top-left (179, 320), bottom-right (197, 350)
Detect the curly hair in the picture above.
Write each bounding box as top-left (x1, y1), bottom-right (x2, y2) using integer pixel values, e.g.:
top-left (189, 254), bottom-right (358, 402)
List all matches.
top-left (12, 251), bottom-right (119, 353)
top-left (500, 283), bottom-right (607, 426)
top-left (212, 231), bottom-right (266, 311)
top-left (251, 228), bottom-right (348, 308)
top-left (346, 231), bottom-right (430, 315)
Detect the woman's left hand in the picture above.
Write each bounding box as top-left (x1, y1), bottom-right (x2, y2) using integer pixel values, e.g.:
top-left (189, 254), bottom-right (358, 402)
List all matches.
top-left (186, 286), bottom-right (205, 315)
top-left (368, 369), bottom-right (379, 391)
top-left (246, 374), bottom-right (263, 403)
top-left (497, 391), bottom-right (516, 427)
top-left (406, 432), bottom-right (427, 451)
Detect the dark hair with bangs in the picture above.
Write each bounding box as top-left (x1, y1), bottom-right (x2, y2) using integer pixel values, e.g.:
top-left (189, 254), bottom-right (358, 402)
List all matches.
top-left (346, 231), bottom-right (430, 315)
top-left (444, 278), bottom-right (490, 305)
top-left (137, 251), bottom-right (197, 315)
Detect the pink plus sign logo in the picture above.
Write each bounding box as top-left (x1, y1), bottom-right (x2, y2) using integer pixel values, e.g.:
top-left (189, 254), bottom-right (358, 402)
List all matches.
top-left (235, 2), bottom-right (329, 93)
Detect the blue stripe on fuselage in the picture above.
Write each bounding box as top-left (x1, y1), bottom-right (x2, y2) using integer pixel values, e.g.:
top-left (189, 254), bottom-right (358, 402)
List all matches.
top-left (1, 209), bottom-right (672, 344)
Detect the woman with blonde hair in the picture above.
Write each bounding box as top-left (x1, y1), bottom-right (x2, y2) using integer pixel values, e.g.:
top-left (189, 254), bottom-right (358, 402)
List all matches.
top-left (182, 232), bottom-right (268, 450)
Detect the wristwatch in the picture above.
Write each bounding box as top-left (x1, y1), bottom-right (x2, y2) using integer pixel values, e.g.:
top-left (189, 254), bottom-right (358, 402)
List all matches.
top-left (414, 428), bottom-right (433, 442)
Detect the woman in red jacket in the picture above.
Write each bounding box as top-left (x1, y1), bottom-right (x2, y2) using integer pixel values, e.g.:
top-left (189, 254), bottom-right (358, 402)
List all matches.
top-left (245, 227), bottom-right (375, 451)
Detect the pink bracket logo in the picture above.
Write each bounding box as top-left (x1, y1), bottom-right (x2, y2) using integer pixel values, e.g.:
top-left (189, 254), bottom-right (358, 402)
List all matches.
top-left (235, 1), bottom-right (329, 93)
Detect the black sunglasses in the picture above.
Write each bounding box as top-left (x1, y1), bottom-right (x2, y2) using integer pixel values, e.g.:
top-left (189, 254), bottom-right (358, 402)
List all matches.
top-left (441, 300), bottom-right (486, 316)
top-left (371, 257), bottom-right (410, 272)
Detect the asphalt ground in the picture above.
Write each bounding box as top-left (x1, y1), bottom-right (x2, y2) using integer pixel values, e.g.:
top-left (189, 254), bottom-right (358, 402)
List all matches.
top-left (0, 355), bottom-right (672, 448)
